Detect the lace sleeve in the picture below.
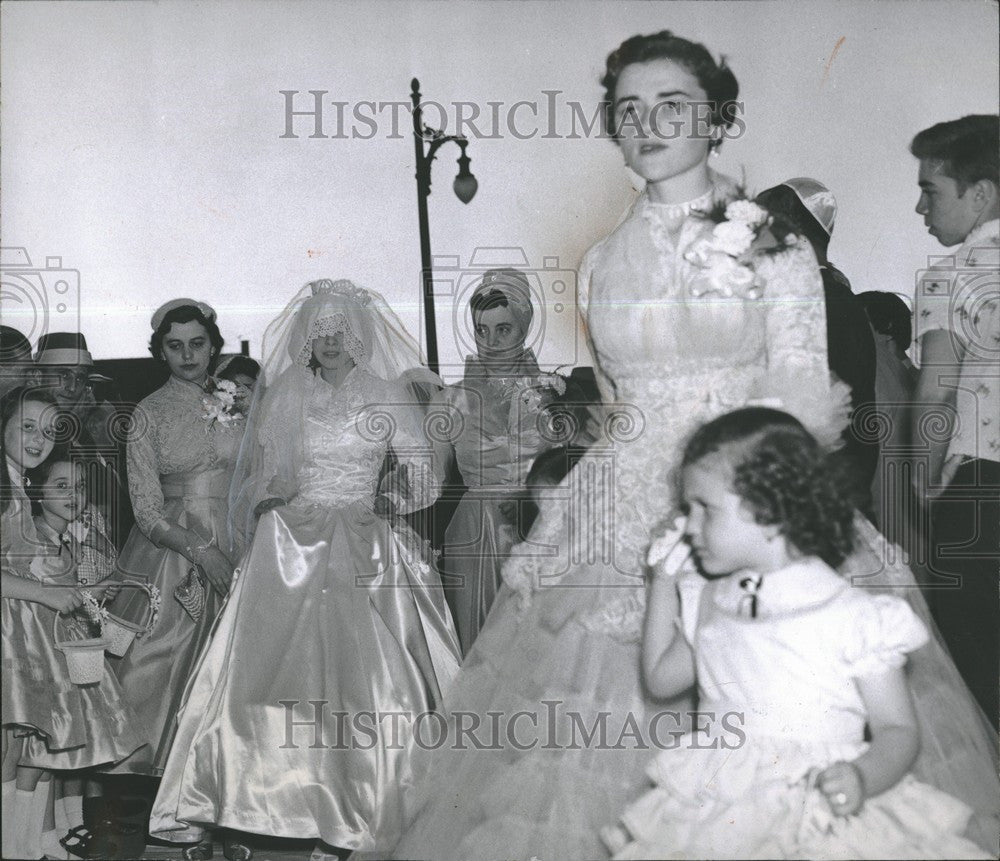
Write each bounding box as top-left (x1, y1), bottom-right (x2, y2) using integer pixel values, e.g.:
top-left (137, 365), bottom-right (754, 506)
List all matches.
top-left (126, 403), bottom-right (169, 537)
top-left (377, 379), bottom-right (440, 515)
top-left (757, 240), bottom-right (851, 447)
top-left (578, 241), bottom-right (617, 405)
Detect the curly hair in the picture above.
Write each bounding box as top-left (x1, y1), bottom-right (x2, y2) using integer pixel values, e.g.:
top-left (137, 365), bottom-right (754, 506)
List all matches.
top-left (683, 407), bottom-right (856, 568)
top-left (216, 355), bottom-right (261, 385)
top-left (149, 304), bottom-right (224, 365)
top-left (600, 31), bottom-right (740, 145)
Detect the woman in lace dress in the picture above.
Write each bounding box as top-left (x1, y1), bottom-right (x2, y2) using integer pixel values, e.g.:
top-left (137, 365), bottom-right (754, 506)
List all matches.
top-left (109, 299), bottom-right (243, 779)
top-left (394, 31), bottom-right (999, 860)
top-left (148, 281), bottom-right (461, 855)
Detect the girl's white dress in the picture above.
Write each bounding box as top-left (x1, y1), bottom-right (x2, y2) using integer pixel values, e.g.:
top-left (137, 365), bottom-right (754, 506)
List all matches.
top-left (610, 559), bottom-right (991, 860)
top-left (394, 186), bottom-right (999, 859)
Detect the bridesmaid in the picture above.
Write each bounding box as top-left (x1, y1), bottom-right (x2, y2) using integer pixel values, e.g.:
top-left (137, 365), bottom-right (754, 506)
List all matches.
top-left (109, 299), bottom-right (242, 785)
top-left (430, 269), bottom-right (564, 655)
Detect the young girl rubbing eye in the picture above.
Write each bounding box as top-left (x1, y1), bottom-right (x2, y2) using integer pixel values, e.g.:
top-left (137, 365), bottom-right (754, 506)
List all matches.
top-left (602, 407), bottom-right (991, 860)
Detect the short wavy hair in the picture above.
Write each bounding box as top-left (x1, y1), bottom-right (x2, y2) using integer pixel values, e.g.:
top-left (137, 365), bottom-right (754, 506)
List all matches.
top-left (149, 304), bottom-right (224, 364)
top-left (601, 30), bottom-right (740, 146)
top-left (682, 407), bottom-right (856, 568)
top-left (910, 114), bottom-right (999, 193)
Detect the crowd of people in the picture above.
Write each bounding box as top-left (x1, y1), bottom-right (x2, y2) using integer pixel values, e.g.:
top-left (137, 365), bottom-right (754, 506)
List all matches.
top-left (1, 28), bottom-right (997, 861)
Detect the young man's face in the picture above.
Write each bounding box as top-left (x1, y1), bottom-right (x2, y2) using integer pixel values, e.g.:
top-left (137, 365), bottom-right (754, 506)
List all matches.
top-left (915, 159), bottom-right (981, 247)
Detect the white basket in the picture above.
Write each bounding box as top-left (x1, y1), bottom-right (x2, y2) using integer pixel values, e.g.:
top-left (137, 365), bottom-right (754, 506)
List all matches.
top-left (52, 612), bottom-right (109, 685)
top-left (100, 582), bottom-right (156, 658)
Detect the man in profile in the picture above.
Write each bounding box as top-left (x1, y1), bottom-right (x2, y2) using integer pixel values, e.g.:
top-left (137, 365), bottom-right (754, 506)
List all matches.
top-left (910, 114), bottom-right (999, 726)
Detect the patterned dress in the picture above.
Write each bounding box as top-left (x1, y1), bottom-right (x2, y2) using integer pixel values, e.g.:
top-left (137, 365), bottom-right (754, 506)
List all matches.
top-left (108, 375), bottom-right (244, 774)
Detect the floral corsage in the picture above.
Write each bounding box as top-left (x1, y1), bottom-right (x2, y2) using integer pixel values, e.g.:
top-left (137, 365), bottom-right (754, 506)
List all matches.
top-left (685, 197), bottom-right (796, 299)
top-left (517, 372), bottom-right (568, 411)
top-left (201, 378), bottom-right (245, 428)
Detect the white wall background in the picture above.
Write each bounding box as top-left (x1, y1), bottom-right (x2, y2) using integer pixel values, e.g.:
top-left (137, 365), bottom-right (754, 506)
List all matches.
top-left (2, 0), bottom-right (997, 380)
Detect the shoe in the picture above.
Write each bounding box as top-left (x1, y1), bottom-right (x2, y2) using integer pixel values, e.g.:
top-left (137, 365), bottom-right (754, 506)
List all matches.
top-left (181, 840), bottom-right (214, 861)
top-left (60, 797), bottom-right (149, 860)
top-left (222, 835), bottom-right (253, 861)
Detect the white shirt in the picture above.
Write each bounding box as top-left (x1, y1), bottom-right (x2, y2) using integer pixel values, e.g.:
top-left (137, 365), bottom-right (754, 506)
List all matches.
top-left (915, 218), bottom-right (1000, 464)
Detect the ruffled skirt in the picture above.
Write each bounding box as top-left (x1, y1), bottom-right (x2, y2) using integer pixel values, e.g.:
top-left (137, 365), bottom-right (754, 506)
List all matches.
top-left (608, 730), bottom-right (992, 860)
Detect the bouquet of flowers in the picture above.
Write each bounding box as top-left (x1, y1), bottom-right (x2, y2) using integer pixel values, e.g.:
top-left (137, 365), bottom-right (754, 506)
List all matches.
top-left (201, 377), bottom-right (245, 428)
top-left (684, 197), bottom-right (796, 299)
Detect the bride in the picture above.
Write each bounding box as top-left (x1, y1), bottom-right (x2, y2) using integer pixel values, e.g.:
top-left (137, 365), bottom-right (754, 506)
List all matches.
top-left (148, 280), bottom-right (461, 855)
top-left (393, 31), bottom-right (999, 860)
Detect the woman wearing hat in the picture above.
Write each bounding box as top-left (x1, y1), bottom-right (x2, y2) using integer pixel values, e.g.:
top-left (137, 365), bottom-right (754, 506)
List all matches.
top-left (108, 299), bottom-right (244, 793)
top-left (429, 268), bottom-right (565, 655)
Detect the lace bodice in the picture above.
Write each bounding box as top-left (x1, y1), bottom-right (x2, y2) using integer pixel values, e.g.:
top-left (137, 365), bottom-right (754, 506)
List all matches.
top-left (127, 376), bottom-right (244, 536)
top-left (502, 190), bottom-right (833, 607)
top-left (262, 368), bottom-right (438, 513)
top-left (581, 194), bottom-right (828, 431)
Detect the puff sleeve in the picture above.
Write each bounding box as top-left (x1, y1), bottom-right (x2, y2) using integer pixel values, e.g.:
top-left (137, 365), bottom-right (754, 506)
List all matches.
top-left (841, 593), bottom-right (929, 678)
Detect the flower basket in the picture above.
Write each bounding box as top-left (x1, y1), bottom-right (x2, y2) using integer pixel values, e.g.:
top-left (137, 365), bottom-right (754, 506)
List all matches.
top-left (99, 582), bottom-right (159, 657)
top-left (52, 612), bottom-right (109, 685)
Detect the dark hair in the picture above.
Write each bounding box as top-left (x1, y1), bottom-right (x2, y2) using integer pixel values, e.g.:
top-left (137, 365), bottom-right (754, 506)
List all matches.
top-left (0, 326), bottom-right (32, 365)
top-left (682, 407), bottom-right (855, 568)
top-left (149, 305), bottom-right (224, 365)
top-left (0, 387), bottom-right (61, 514)
top-left (910, 115), bottom-right (999, 193)
top-left (601, 31), bottom-right (739, 145)
top-left (470, 289), bottom-right (510, 321)
top-left (857, 291), bottom-right (913, 353)
top-left (519, 445), bottom-right (589, 539)
top-left (755, 184), bottom-right (830, 259)
top-left (23, 444), bottom-right (77, 517)
top-left (216, 355), bottom-right (260, 384)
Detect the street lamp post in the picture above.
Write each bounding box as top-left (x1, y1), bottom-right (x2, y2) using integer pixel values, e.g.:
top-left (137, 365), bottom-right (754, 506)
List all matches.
top-left (411, 78), bottom-right (478, 376)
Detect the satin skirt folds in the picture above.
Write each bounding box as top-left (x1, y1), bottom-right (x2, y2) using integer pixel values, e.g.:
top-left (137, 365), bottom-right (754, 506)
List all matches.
top-left (2, 593), bottom-right (145, 770)
top-left (107, 470), bottom-right (231, 774)
top-left (149, 499), bottom-right (461, 852)
top-left (444, 486), bottom-right (521, 655)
